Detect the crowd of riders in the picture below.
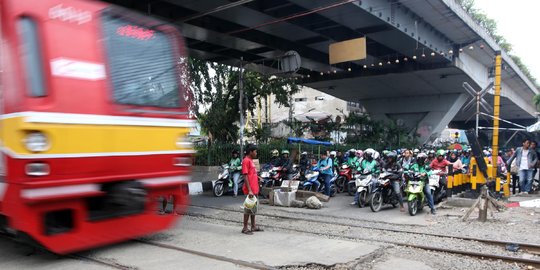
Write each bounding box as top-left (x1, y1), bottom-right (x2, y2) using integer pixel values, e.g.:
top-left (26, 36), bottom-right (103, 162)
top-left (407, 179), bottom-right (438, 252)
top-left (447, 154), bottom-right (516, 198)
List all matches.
top-left (227, 145), bottom-right (533, 214)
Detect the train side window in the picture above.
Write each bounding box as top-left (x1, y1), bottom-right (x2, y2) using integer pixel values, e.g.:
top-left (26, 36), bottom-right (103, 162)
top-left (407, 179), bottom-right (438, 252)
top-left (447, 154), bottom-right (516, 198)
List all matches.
top-left (17, 17), bottom-right (47, 97)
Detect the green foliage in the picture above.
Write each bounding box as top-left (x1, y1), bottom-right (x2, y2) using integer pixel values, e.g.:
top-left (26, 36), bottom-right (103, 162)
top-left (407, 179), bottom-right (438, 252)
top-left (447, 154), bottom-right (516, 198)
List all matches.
top-left (188, 58), bottom-right (300, 144)
top-left (533, 94), bottom-right (540, 111)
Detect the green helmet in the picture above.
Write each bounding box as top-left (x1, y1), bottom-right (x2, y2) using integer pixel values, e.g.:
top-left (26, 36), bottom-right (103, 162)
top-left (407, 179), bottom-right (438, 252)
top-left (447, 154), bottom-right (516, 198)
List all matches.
top-left (436, 149), bottom-right (446, 156)
top-left (281, 150), bottom-right (290, 155)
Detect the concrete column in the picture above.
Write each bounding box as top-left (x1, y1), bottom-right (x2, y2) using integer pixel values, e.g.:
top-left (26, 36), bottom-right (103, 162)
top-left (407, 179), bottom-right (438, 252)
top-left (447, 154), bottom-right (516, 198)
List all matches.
top-left (361, 93), bottom-right (468, 144)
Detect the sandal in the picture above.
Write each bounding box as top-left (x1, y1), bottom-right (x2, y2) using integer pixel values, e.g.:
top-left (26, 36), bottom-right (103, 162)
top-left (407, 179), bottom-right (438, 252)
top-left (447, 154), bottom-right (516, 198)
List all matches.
top-left (241, 229), bottom-right (253, 235)
top-left (251, 226), bottom-right (264, 232)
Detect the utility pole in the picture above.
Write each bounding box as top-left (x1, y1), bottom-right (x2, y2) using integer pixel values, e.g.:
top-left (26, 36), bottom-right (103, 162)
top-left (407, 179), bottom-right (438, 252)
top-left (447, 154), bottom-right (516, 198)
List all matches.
top-left (239, 57), bottom-right (244, 158)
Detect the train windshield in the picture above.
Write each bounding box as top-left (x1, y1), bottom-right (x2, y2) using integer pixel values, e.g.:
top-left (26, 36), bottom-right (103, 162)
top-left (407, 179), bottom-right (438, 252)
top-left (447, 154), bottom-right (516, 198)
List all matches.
top-left (102, 13), bottom-right (181, 108)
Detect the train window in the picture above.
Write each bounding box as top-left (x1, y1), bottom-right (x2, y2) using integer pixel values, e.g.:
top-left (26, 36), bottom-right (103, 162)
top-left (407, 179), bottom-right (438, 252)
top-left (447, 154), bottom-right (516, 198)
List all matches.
top-left (102, 13), bottom-right (181, 108)
top-left (17, 17), bottom-right (47, 97)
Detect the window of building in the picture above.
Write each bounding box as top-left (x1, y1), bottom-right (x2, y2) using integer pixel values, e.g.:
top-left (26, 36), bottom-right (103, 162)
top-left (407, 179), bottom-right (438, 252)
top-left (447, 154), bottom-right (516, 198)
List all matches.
top-left (294, 97), bottom-right (307, 102)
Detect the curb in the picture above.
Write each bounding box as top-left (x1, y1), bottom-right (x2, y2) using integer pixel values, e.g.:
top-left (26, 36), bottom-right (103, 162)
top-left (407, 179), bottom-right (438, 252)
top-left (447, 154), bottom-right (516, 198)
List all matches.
top-left (506, 198), bottom-right (540, 208)
top-left (188, 181), bottom-right (215, 195)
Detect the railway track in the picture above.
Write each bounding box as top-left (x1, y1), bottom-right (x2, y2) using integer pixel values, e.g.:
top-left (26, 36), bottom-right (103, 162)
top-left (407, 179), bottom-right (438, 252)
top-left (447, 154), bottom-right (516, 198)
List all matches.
top-left (188, 204), bottom-right (540, 268)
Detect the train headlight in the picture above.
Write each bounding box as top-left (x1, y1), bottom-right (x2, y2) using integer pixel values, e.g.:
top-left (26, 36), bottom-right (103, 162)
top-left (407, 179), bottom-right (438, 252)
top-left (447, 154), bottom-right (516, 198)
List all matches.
top-left (24, 132), bottom-right (50, 152)
top-left (176, 136), bottom-right (193, 148)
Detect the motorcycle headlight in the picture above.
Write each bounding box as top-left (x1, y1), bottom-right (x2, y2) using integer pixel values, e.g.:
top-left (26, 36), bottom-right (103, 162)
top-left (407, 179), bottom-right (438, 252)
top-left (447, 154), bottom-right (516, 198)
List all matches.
top-left (24, 132), bottom-right (50, 152)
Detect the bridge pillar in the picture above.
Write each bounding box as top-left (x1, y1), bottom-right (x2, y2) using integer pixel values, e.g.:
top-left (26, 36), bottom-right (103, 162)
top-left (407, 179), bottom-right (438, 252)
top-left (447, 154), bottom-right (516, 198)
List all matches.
top-left (361, 93), bottom-right (468, 144)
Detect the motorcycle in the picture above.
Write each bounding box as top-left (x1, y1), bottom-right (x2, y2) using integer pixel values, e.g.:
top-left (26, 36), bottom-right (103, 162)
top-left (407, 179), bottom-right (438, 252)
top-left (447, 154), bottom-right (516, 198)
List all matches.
top-left (336, 164), bottom-right (353, 194)
top-left (404, 171), bottom-right (426, 216)
top-left (369, 170), bottom-right (401, 212)
top-left (260, 166), bottom-right (284, 188)
top-left (213, 165), bottom-right (243, 197)
top-left (428, 169), bottom-right (447, 203)
top-left (354, 170), bottom-right (375, 207)
top-left (302, 167), bottom-right (337, 197)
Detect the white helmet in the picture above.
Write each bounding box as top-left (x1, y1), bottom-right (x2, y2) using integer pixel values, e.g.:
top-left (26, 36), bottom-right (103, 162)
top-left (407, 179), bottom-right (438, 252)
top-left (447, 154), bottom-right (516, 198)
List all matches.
top-left (373, 151), bottom-right (380, 160)
top-left (364, 148), bottom-right (375, 156)
top-left (330, 151), bottom-right (337, 156)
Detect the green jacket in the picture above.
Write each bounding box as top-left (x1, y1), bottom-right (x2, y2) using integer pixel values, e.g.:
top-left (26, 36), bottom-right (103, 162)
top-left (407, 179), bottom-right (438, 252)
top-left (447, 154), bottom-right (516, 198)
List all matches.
top-left (229, 158), bottom-right (242, 172)
top-left (347, 156), bottom-right (359, 169)
top-left (409, 163), bottom-right (431, 180)
top-left (360, 159), bottom-right (379, 174)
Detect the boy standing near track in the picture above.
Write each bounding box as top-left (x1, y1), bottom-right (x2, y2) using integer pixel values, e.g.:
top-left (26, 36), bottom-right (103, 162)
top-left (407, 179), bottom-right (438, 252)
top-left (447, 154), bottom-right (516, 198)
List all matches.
top-left (241, 144), bottom-right (263, 235)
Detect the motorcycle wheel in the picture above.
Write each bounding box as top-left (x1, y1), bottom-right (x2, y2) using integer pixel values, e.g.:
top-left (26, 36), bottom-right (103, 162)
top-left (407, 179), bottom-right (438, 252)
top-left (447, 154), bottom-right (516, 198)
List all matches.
top-left (213, 182), bottom-right (224, 197)
top-left (369, 192), bottom-right (383, 212)
top-left (304, 185), bottom-right (314, 192)
top-left (336, 176), bottom-right (346, 193)
top-left (408, 198), bottom-right (418, 216)
top-left (347, 182), bottom-right (356, 196)
top-left (330, 184), bottom-right (337, 197)
top-left (357, 190), bottom-right (368, 208)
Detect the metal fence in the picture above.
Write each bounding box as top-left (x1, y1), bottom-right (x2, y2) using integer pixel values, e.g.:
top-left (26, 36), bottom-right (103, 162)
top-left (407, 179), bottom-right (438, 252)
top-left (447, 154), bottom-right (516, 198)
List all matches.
top-left (193, 140), bottom-right (381, 166)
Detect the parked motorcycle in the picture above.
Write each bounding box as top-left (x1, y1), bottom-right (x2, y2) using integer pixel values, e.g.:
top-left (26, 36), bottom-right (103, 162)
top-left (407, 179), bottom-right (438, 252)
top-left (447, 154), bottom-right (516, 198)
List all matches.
top-left (354, 171), bottom-right (375, 207)
top-left (369, 170), bottom-right (401, 212)
top-left (404, 171), bottom-right (426, 216)
top-left (336, 164), bottom-right (353, 194)
top-left (213, 165), bottom-right (243, 197)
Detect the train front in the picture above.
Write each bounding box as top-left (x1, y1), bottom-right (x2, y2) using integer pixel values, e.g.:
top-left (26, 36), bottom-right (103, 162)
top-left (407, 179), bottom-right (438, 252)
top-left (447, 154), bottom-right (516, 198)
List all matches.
top-left (0, 0), bottom-right (194, 253)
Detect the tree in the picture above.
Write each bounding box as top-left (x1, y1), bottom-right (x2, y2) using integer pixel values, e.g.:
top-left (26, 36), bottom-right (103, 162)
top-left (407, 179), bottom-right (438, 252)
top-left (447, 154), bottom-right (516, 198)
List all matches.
top-left (188, 58), bottom-right (300, 144)
top-left (533, 94), bottom-right (540, 111)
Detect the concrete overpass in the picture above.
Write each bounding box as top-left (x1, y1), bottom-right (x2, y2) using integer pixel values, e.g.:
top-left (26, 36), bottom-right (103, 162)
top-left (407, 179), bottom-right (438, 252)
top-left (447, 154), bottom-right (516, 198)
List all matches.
top-left (106, 0), bottom-right (539, 143)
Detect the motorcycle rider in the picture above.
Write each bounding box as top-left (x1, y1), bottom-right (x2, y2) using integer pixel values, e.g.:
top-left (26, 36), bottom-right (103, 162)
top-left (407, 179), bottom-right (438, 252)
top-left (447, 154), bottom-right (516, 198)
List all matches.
top-left (280, 150), bottom-right (293, 179)
top-left (351, 148), bottom-right (379, 205)
top-left (427, 150), bottom-right (436, 164)
top-left (461, 149), bottom-right (471, 173)
top-left (410, 153), bottom-right (437, 215)
top-left (430, 149), bottom-right (452, 188)
top-left (330, 151), bottom-right (338, 174)
top-left (229, 150), bottom-right (242, 197)
top-left (383, 151), bottom-right (405, 211)
top-left (399, 149), bottom-right (415, 170)
top-left (346, 149), bottom-right (359, 170)
top-left (269, 149), bottom-right (280, 166)
top-left (299, 152), bottom-right (310, 178)
top-left (317, 151), bottom-right (334, 196)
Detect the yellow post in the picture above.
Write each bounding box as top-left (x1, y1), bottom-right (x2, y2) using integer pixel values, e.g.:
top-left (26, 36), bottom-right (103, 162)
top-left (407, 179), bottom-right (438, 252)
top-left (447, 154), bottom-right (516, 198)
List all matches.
top-left (503, 173), bottom-right (510, 197)
top-left (492, 51), bottom-right (502, 191)
top-left (471, 158), bottom-right (477, 190)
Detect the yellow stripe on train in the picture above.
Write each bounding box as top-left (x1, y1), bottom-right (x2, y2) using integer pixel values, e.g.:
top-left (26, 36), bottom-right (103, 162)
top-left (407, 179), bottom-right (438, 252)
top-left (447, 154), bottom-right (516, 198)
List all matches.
top-left (0, 114), bottom-right (193, 156)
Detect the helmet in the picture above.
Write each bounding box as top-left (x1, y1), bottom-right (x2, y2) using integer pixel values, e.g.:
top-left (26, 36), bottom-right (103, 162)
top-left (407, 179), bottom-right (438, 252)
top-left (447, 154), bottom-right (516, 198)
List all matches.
top-left (281, 149), bottom-right (290, 155)
top-left (436, 149), bottom-right (446, 156)
top-left (483, 150), bottom-right (491, 156)
top-left (330, 151), bottom-right (337, 156)
top-left (356, 150), bottom-right (363, 157)
top-left (364, 148), bottom-right (375, 156)
top-left (232, 150), bottom-right (239, 155)
top-left (271, 149), bottom-right (279, 157)
top-left (382, 150), bottom-right (390, 156)
top-left (428, 150), bottom-right (435, 154)
top-left (349, 149), bottom-right (356, 154)
top-left (413, 149), bottom-right (420, 154)
top-left (301, 151), bottom-right (308, 156)
top-left (387, 151), bottom-right (397, 159)
top-left (417, 152), bottom-right (427, 163)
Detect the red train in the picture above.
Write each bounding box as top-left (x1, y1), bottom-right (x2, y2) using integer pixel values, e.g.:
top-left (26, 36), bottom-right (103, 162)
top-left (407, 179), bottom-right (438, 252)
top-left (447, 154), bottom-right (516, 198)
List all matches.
top-left (0, 0), bottom-right (194, 253)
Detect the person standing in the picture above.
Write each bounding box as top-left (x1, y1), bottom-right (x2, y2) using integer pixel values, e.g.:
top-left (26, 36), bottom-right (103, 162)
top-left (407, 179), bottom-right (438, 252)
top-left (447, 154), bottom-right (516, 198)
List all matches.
top-left (506, 139), bottom-right (538, 194)
top-left (241, 144), bottom-right (263, 234)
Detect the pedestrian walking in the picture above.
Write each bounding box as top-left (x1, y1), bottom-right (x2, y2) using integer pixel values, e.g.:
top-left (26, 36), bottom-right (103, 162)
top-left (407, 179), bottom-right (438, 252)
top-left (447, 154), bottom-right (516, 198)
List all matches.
top-left (506, 139), bottom-right (538, 194)
top-left (241, 144), bottom-right (263, 235)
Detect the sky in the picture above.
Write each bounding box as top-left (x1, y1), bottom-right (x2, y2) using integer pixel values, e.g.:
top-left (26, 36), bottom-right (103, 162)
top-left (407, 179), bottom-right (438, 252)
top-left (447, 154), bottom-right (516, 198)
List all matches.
top-left (473, 0), bottom-right (540, 81)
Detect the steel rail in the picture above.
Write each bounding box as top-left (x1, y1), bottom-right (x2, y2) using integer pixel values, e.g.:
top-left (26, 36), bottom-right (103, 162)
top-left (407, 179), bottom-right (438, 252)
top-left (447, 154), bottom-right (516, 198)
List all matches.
top-left (184, 211), bottom-right (540, 268)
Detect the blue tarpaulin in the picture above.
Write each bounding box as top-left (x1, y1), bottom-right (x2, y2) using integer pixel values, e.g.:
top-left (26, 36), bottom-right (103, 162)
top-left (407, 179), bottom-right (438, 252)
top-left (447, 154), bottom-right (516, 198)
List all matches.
top-left (287, 137), bottom-right (333, 146)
